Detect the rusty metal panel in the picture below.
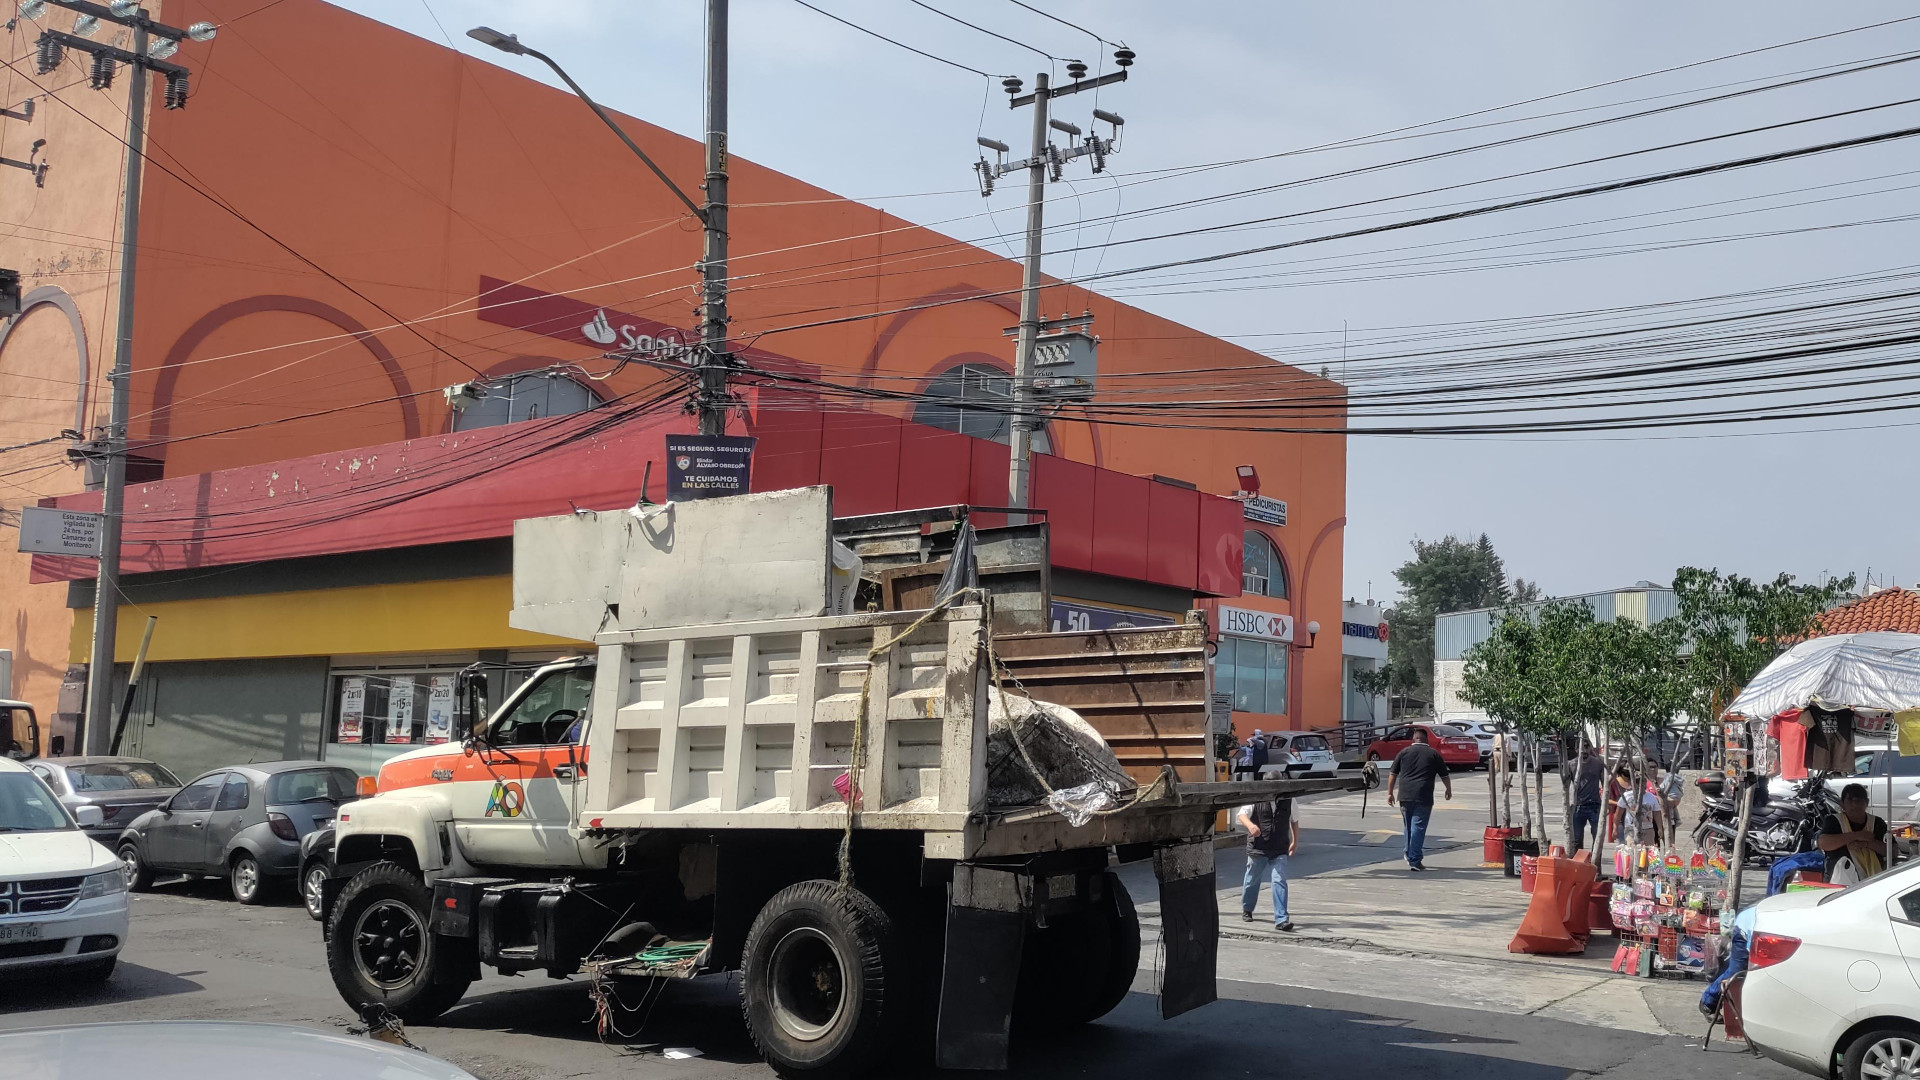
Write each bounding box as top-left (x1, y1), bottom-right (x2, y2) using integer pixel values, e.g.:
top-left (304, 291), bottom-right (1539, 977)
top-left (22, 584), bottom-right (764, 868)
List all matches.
top-left (990, 620), bottom-right (1212, 784)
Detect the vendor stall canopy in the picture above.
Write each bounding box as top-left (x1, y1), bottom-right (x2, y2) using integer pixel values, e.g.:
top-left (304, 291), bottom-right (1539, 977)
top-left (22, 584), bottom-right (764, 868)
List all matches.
top-left (1725, 632), bottom-right (1920, 720)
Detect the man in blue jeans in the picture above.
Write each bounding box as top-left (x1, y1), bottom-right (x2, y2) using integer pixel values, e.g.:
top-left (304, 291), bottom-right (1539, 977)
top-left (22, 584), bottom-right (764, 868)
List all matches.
top-left (1387, 727), bottom-right (1452, 870)
top-left (1570, 744), bottom-right (1605, 853)
top-left (1238, 795), bottom-right (1299, 931)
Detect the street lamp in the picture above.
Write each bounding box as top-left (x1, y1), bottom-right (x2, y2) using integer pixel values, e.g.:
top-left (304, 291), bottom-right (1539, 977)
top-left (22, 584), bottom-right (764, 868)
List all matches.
top-left (465, 25), bottom-right (702, 221)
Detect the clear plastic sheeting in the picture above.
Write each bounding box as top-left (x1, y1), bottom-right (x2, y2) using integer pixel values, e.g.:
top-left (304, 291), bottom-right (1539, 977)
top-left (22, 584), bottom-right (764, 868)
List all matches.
top-left (1725, 632), bottom-right (1920, 720)
top-left (1044, 781), bottom-right (1118, 826)
top-left (984, 691), bottom-right (1135, 811)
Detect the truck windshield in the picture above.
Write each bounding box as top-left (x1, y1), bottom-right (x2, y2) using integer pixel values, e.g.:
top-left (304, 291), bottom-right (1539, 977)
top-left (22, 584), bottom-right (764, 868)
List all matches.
top-left (0, 772), bottom-right (73, 832)
top-left (492, 667), bottom-right (595, 747)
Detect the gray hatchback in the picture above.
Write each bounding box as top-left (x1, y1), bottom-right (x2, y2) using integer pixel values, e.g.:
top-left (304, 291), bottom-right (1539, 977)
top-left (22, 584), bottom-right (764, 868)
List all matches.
top-left (116, 762), bottom-right (357, 904)
top-left (26, 757), bottom-right (181, 844)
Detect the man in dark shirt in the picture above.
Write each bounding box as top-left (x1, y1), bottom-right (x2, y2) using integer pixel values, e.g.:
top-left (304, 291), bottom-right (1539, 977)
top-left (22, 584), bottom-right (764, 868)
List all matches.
top-left (1248, 731), bottom-right (1271, 777)
top-left (1387, 727), bottom-right (1452, 871)
top-left (1818, 782), bottom-right (1888, 882)
top-left (1237, 795), bottom-right (1298, 930)
top-left (1571, 745), bottom-right (1605, 852)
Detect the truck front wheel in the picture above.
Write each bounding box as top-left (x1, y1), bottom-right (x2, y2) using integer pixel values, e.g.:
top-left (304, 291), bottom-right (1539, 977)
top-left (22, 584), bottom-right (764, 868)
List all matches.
top-left (740, 880), bottom-right (902, 1077)
top-left (325, 863), bottom-right (471, 1023)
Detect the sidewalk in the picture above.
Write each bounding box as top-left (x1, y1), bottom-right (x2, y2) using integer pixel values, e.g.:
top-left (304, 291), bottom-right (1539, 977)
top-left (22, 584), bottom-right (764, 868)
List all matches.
top-left (1124, 781), bottom-right (1735, 1038)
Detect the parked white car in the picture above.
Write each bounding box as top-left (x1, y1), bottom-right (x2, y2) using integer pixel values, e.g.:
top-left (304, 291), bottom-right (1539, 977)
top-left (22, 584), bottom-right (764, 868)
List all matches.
top-left (0, 756), bottom-right (128, 983)
top-left (1744, 858), bottom-right (1920, 1078)
top-left (1256, 731), bottom-right (1337, 778)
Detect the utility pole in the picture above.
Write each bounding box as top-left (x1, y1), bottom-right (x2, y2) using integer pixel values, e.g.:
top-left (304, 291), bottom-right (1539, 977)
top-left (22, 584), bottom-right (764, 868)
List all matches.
top-left (976, 51), bottom-right (1132, 514)
top-left (698, 0), bottom-right (731, 437)
top-left (23, 1), bottom-right (215, 753)
top-left (84, 12), bottom-right (144, 757)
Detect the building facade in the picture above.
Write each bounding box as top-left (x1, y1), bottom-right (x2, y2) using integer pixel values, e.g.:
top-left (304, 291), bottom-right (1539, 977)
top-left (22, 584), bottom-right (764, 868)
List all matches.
top-left (0, 0), bottom-right (1348, 779)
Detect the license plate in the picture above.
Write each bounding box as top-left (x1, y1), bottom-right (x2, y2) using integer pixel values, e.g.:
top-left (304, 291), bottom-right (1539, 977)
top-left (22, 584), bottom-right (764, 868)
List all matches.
top-left (0, 923), bottom-right (44, 943)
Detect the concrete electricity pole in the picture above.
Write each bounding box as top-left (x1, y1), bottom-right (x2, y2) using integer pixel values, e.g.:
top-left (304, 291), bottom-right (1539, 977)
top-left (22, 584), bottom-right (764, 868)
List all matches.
top-left (697, 0), bottom-right (730, 437)
top-left (23, 0), bottom-right (216, 753)
top-left (978, 53), bottom-right (1132, 513)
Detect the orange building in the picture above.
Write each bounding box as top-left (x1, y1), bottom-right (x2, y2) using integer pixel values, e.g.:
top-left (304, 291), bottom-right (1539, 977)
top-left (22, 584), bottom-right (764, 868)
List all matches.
top-left (0, 0), bottom-right (1345, 777)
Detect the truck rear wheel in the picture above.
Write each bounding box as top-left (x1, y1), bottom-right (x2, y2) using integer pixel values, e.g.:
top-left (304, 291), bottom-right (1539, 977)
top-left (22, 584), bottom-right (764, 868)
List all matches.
top-left (1015, 872), bottom-right (1141, 1027)
top-left (325, 863), bottom-right (470, 1023)
top-left (740, 880), bottom-right (902, 1078)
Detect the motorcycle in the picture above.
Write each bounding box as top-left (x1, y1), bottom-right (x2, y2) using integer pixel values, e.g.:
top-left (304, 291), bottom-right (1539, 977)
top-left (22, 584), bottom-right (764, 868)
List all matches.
top-left (1693, 773), bottom-right (1840, 864)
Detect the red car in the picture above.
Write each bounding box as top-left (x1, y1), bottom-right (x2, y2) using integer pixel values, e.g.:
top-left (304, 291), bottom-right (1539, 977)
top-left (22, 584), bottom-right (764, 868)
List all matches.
top-left (1364, 723), bottom-right (1482, 769)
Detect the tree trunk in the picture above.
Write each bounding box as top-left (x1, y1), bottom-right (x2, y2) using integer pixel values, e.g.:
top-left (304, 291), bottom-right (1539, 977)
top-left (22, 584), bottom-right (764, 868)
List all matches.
top-left (1535, 741), bottom-right (1549, 849)
top-left (1727, 777), bottom-right (1756, 913)
top-left (1563, 731), bottom-right (1582, 850)
top-left (1518, 737), bottom-right (1535, 840)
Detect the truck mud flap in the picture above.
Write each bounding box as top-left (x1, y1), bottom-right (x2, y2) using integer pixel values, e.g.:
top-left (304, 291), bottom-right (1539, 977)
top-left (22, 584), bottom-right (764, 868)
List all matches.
top-left (936, 865), bottom-right (1028, 1071)
top-left (1154, 839), bottom-right (1217, 1019)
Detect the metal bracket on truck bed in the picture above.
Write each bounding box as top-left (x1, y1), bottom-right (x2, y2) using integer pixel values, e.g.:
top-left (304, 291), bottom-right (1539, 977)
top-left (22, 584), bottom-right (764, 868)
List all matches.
top-left (1153, 838), bottom-right (1218, 1019)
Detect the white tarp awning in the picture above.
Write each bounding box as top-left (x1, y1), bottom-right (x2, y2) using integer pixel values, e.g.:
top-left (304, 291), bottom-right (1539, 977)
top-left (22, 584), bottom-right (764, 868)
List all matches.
top-left (1725, 631), bottom-right (1920, 720)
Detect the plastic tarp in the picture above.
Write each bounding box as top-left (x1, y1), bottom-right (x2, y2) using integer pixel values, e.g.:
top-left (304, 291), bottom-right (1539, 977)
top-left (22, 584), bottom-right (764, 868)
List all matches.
top-left (1725, 632), bottom-right (1920, 720)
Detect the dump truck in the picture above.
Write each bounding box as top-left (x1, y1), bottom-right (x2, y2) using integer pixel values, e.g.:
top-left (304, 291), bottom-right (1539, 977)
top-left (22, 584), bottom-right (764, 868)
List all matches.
top-left (321, 487), bottom-right (1359, 1074)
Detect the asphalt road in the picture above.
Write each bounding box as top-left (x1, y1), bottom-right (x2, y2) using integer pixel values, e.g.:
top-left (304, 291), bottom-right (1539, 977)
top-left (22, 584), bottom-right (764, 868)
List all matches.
top-left (0, 845), bottom-right (1801, 1080)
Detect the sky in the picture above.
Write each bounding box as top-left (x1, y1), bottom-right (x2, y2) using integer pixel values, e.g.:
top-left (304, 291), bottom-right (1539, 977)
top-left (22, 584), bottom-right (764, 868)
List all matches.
top-left (333, 0), bottom-right (1920, 607)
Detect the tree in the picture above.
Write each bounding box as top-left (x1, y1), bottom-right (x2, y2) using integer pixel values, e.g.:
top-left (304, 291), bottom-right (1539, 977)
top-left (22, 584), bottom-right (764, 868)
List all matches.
top-left (1388, 534), bottom-right (1520, 701)
top-left (1460, 599), bottom-right (1595, 839)
top-left (1672, 567), bottom-right (1858, 753)
top-left (1349, 663), bottom-right (1395, 730)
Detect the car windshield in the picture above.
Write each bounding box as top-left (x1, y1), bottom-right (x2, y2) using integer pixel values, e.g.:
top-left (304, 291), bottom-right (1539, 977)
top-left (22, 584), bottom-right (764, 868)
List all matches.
top-left (66, 761), bottom-right (181, 792)
top-left (0, 772), bottom-right (74, 832)
top-left (1430, 725), bottom-right (1467, 737)
top-left (1291, 735), bottom-right (1330, 752)
top-left (266, 768), bottom-right (357, 804)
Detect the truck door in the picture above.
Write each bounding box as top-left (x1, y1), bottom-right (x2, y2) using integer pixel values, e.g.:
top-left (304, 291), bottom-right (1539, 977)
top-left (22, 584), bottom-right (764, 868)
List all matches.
top-left (454, 664), bottom-right (595, 868)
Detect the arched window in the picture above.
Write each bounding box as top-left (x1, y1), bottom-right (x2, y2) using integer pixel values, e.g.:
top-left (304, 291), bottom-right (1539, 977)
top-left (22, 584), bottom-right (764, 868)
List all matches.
top-left (911, 363), bottom-right (1050, 452)
top-left (1242, 530), bottom-right (1288, 599)
top-left (454, 371), bottom-right (602, 431)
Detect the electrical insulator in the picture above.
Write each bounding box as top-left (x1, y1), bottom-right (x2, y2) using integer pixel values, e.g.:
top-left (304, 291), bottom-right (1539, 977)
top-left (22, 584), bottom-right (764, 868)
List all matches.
top-left (88, 52), bottom-right (115, 91)
top-left (33, 34), bottom-right (63, 75)
top-left (1066, 60), bottom-right (1087, 80)
top-left (163, 71), bottom-right (189, 110)
top-left (1047, 144), bottom-right (1063, 182)
top-left (1113, 48), bottom-right (1135, 68)
top-left (1089, 135), bottom-right (1106, 174)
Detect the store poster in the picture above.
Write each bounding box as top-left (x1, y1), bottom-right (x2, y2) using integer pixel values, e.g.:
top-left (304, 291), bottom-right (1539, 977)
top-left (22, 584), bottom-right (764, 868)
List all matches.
top-left (337, 677), bottom-right (365, 744)
top-left (426, 676), bottom-right (455, 744)
top-left (386, 676), bottom-right (415, 744)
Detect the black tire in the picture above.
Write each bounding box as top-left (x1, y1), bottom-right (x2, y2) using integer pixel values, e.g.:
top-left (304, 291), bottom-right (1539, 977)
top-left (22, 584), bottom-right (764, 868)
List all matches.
top-left (67, 958), bottom-right (115, 985)
top-left (302, 861), bottom-right (328, 921)
top-left (740, 880), bottom-right (902, 1078)
top-left (117, 842), bottom-right (153, 893)
top-left (325, 863), bottom-right (471, 1023)
top-left (230, 853), bottom-right (268, 905)
top-left (1842, 1026), bottom-right (1920, 1080)
top-left (1014, 872), bottom-right (1141, 1028)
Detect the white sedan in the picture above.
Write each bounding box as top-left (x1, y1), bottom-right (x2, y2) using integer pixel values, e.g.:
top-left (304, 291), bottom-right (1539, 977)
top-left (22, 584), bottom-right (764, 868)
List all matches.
top-left (0, 756), bottom-right (128, 982)
top-left (1744, 858), bottom-right (1920, 1078)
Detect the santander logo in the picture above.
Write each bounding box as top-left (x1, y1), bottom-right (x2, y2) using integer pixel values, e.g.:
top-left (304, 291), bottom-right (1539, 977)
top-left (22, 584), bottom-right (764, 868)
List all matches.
top-left (582, 309), bottom-right (619, 346)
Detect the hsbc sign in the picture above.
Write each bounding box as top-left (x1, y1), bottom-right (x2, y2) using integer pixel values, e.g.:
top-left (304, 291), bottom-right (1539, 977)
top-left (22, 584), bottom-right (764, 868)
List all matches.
top-left (1216, 605), bottom-right (1293, 643)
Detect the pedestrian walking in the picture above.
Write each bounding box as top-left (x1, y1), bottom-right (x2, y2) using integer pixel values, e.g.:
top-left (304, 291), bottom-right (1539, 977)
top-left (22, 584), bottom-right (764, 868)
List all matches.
top-left (1604, 765), bottom-right (1630, 843)
top-left (1658, 765), bottom-right (1684, 838)
top-left (1237, 794), bottom-right (1298, 931)
top-left (1571, 744), bottom-right (1604, 852)
top-left (1386, 727), bottom-right (1452, 870)
top-left (1248, 729), bottom-right (1270, 778)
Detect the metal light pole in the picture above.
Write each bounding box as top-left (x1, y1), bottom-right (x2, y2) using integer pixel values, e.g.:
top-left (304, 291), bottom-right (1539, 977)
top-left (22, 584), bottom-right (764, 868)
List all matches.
top-left (468, 14), bottom-right (731, 436)
top-left (698, 0), bottom-right (729, 437)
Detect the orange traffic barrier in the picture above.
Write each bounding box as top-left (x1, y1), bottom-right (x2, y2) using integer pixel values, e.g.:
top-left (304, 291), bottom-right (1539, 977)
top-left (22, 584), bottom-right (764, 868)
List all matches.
top-left (1509, 855), bottom-right (1594, 954)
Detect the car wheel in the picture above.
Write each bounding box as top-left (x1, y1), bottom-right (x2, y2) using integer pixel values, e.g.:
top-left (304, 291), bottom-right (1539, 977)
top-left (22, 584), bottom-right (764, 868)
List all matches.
top-left (303, 862), bottom-right (328, 922)
top-left (740, 880), bottom-right (902, 1077)
top-left (118, 843), bottom-right (153, 893)
top-left (1843, 1027), bottom-right (1920, 1080)
top-left (326, 863), bottom-right (471, 1023)
top-left (230, 853), bottom-right (268, 905)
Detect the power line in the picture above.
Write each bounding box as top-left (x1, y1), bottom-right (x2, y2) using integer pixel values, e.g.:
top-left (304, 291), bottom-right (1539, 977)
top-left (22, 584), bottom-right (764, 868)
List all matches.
top-left (909, 1), bottom-right (1070, 62)
top-left (787, 0), bottom-right (1000, 78)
